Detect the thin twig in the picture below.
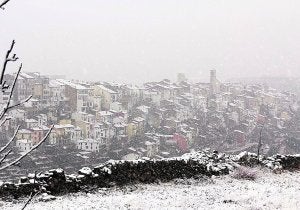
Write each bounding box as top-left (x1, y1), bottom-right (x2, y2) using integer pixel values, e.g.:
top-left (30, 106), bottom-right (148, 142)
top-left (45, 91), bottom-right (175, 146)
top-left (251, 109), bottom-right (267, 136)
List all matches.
top-left (0, 40), bottom-right (17, 84)
top-left (2, 81), bottom-right (9, 92)
top-left (0, 125), bottom-right (54, 171)
top-left (0, 125), bottom-right (19, 153)
top-left (21, 191), bottom-right (37, 210)
top-left (4, 63), bottom-right (22, 106)
top-left (0, 0), bottom-right (12, 10)
top-left (21, 171), bottom-right (39, 210)
top-left (0, 64), bottom-right (26, 121)
top-left (0, 116), bottom-right (11, 127)
top-left (3, 95), bottom-right (32, 115)
top-left (0, 149), bottom-right (12, 165)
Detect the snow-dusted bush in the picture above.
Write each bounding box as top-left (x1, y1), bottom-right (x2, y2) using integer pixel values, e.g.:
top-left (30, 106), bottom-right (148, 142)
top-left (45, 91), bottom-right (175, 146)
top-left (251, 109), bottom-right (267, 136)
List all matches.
top-left (231, 166), bottom-right (258, 180)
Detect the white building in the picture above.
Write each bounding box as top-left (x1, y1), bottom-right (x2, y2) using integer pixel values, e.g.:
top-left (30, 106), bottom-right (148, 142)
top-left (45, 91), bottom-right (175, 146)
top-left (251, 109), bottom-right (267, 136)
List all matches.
top-left (94, 84), bottom-right (118, 110)
top-left (71, 127), bottom-right (83, 141)
top-left (49, 80), bottom-right (66, 106)
top-left (77, 139), bottom-right (101, 152)
top-left (37, 114), bottom-right (48, 126)
top-left (61, 124), bottom-right (75, 135)
top-left (57, 79), bottom-right (92, 112)
top-left (25, 119), bottom-right (38, 128)
top-left (48, 130), bottom-right (57, 144)
top-left (16, 139), bottom-right (33, 152)
top-left (93, 123), bottom-right (114, 142)
top-left (145, 141), bottom-right (159, 158)
top-left (97, 111), bottom-right (114, 123)
top-left (143, 90), bottom-right (161, 106)
top-left (110, 102), bottom-right (123, 112)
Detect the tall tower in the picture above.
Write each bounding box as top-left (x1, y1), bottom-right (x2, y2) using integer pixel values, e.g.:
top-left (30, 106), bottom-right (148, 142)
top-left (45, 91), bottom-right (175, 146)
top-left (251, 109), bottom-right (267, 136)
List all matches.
top-left (210, 69), bottom-right (217, 95)
top-left (177, 73), bottom-right (187, 83)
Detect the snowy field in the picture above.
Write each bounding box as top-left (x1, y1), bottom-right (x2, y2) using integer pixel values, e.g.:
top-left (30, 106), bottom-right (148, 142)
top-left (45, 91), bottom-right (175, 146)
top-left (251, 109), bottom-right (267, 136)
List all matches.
top-left (1, 170), bottom-right (299, 210)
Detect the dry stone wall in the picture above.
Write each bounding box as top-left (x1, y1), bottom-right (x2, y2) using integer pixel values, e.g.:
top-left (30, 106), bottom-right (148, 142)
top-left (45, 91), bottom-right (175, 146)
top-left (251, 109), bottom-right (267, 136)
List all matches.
top-left (0, 150), bottom-right (299, 199)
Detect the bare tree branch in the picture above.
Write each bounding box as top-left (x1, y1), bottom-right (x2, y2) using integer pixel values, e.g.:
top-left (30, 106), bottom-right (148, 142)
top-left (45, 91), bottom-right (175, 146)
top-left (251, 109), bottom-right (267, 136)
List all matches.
top-left (0, 115), bottom-right (12, 127)
top-left (0, 64), bottom-right (29, 121)
top-left (0, 40), bottom-right (17, 85)
top-left (0, 149), bottom-right (12, 165)
top-left (4, 62), bottom-right (21, 105)
top-left (0, 95), bottom-right (32, 120)
top-left (8, 95), bottom-right (32, 109)
top-left (0, 41), bottom-right (30, 123)
top-left (0, 125), bottom-right (54, 171)
top-left (0, 0), bottom-right (12, 10)
top-left (1, 81), bottom-right (9, 92)
top-left (0, 125), bottom-right (19, 153)
top-left (21, 191), bottom-right (38, 210)
top-left (21, 171), bottom-right (40, 210)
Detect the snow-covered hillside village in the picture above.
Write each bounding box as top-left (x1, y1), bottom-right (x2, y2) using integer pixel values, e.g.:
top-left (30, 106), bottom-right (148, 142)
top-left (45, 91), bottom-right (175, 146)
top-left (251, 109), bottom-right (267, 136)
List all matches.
top-left (1, 70), bottom-right (299, 178)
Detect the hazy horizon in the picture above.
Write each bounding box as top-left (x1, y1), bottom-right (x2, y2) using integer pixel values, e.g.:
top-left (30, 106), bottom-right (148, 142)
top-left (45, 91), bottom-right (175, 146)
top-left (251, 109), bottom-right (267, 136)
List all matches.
top-left (1, 0), bottom-right (300, 83)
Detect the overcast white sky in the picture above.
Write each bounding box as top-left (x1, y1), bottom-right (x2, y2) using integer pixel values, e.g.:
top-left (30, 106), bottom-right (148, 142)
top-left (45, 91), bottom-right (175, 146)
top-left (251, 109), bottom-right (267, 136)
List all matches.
top-left (1, 0), bottom-right (300, 83)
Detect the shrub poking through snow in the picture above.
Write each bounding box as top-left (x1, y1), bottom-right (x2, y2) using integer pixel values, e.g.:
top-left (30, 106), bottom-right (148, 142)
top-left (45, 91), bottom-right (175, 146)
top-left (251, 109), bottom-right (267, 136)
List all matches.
top-left (231, 166), bottom-right (258, 180)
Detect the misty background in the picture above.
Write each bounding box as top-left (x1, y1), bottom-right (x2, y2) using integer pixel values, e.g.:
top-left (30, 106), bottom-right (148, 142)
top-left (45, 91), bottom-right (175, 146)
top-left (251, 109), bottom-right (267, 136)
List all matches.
top-left (0, 0), bottom-right (300, 83)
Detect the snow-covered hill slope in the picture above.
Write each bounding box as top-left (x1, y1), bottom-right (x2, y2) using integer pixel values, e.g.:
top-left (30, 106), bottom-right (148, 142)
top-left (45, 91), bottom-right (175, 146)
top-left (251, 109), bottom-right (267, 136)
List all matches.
top-left (1, 170), bottom-right (299, 210)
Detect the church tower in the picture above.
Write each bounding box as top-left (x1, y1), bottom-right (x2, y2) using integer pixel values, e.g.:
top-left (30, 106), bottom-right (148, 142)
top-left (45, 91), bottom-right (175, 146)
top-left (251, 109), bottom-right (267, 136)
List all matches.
top-left (210, 69), bottom-right (218, 95)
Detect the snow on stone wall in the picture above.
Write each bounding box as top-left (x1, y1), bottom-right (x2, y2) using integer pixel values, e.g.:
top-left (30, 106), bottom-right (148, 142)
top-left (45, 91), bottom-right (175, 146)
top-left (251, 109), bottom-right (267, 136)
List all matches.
top-left (0, 150), bottom-right (299, 199)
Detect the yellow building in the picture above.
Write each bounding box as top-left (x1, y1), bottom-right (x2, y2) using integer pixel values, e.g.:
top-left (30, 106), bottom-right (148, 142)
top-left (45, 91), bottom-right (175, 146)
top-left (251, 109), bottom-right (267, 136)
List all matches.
top-left (76, 120), bottom-right (92, 139)
top-left (16, 129), bottom-right (32, 140)
top-left (280, 111), bottom-right (292, 121)
top-left (262, 93), bottom-right (276, 105)
top-left (59, 119), bottom-right (72, 125)
top-left (93, 85), bottom-right (118, 110)
top-left (33, 83), bottom-right (43, 98)
top-left (127, 122), bottom-right (138, 139)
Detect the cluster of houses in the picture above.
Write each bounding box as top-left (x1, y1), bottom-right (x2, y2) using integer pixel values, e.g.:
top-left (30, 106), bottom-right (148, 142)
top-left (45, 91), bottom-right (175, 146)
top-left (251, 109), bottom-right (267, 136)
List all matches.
top-left (0, 70), bottom-right (299, 161)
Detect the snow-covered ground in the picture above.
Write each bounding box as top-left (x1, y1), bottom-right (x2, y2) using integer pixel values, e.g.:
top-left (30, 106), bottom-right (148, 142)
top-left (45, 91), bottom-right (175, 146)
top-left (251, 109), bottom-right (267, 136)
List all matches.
top-left (1, 170), bottom-right (299, 210)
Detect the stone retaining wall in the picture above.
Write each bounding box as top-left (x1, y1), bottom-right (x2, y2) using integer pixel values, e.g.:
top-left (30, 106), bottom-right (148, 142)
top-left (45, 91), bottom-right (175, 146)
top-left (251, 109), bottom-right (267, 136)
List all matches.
top-left (0, 151), bottom-right (299, 199)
